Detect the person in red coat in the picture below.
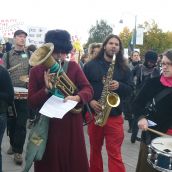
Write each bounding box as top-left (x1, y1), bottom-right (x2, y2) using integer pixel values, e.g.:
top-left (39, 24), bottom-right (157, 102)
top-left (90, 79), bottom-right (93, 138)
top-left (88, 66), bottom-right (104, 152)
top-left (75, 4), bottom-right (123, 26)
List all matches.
top-left (28, 29), bottom-right (93, 172)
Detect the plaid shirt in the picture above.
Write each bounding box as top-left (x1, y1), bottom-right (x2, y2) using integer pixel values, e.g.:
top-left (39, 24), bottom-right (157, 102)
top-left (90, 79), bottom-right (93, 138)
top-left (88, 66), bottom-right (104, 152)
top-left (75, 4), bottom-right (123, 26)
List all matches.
top-left (3, 49), bottom-right (30, 87)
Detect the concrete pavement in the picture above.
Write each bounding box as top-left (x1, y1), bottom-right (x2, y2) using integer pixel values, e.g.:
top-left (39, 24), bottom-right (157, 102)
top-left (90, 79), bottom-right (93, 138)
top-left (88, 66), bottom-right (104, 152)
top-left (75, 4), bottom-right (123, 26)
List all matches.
top-left (2, 119), bottom-right (140, 172)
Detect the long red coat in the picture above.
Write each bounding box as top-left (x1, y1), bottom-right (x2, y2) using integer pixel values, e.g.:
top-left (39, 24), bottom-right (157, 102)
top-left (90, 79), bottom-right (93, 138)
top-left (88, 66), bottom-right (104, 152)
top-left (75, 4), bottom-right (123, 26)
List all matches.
top-left (28, 61), bottom-right (93, 172)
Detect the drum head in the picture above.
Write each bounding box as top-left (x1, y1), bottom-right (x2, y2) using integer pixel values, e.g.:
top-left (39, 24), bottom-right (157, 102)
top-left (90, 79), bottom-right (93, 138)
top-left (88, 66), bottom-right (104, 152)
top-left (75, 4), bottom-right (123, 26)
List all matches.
top-left (14, 87), bottom-right (28, 93)
top-left (151, 137), bottom-right (172, 154)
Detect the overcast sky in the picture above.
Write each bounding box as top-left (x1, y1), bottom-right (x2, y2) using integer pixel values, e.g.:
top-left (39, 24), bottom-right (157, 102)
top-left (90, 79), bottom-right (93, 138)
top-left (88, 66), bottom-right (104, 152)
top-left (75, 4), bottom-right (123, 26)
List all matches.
top-left (1, 0), bottom-right (172, 43)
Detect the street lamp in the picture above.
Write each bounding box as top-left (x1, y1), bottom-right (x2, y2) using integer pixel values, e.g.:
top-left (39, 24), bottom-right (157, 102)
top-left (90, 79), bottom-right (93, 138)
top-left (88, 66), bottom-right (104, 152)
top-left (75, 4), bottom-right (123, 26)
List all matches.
top-left (133, 15), bottom-right (137, 51)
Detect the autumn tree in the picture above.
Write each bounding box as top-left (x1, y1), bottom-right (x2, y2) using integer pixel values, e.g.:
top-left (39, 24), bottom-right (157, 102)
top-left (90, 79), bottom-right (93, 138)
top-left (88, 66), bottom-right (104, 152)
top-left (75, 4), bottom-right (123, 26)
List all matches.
top-left (119, 27), bottom-right (132, 48)
top-left (119, 20), bottom-right (172, 56)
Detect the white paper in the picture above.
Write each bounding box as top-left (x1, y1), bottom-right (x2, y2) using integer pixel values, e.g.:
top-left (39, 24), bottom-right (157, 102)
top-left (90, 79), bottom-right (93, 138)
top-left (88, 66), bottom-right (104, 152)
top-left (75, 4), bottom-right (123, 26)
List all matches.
top-left (148, 120), bottom-right (157, 127)
top-left (39, 95), bottom-right (78, 119)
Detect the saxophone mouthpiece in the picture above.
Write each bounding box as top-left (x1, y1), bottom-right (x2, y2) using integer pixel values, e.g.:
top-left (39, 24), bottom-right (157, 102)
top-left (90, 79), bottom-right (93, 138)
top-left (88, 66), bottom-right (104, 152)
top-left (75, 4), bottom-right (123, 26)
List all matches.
top-left (113, 54), bottom-right (116, 61)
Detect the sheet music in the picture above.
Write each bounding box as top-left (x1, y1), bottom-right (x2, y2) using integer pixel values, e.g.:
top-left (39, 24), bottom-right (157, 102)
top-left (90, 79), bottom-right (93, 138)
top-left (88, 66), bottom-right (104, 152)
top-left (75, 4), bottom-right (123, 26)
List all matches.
top-left (39, 95), bottom-right (78, 119)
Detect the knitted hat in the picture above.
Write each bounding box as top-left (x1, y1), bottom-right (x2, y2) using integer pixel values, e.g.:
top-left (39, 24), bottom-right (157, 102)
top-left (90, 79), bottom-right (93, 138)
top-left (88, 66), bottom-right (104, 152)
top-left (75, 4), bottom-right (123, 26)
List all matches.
top-left (144, 50), bottom-right (158, 63)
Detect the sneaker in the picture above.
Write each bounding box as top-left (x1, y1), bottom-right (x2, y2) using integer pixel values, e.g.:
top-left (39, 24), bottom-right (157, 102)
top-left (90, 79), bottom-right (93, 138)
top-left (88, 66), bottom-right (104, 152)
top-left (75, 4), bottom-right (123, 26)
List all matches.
top-left (7, 146), bottom-right (14, 155)
top-left (14, 153), bottom-right (23, 165)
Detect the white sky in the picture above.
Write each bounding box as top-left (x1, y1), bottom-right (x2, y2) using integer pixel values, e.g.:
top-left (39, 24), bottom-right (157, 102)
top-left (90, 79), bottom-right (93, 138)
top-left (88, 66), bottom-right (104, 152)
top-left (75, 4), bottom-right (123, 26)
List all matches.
top-left (1, 0), bottom-right (172, 43)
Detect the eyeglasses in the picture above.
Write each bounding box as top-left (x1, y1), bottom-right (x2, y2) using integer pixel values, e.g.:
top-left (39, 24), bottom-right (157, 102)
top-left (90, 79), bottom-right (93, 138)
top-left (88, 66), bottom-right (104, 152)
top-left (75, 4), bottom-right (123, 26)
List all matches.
top-left (161, 62), bottom-right (172, 67)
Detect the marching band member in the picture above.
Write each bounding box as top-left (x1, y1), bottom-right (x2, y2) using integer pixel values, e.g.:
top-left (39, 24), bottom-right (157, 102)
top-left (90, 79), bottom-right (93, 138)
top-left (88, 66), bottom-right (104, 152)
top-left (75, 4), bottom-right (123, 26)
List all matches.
top-left (27, 29), bottom-right (93, 172)
top-left (2, 30), bottom-right (30, 165)
top-left (84, 34), bottom-right (133, 172)
top-left (132, 49), bottom-right (172, 172)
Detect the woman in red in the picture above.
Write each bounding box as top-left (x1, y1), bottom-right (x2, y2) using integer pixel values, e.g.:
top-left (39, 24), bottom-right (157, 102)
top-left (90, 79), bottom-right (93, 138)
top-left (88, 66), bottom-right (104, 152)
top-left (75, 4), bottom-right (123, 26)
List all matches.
top-left (28, 29), bottom-right (93, 172)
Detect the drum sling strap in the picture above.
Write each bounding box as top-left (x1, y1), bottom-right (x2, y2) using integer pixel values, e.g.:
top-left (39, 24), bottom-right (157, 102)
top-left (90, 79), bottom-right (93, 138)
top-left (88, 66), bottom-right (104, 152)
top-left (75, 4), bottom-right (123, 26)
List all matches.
top-left (143, 87), bottom-right (172, 145)
top-left (146, 87), bottom-right (172, 113)
top-left (154, 87), bottom-right (172, 104)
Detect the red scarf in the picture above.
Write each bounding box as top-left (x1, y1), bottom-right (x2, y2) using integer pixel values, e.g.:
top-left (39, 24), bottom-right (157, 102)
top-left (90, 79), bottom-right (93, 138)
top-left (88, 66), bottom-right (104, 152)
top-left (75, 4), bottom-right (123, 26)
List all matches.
top-left (160, 75), bottom-right (172, 87)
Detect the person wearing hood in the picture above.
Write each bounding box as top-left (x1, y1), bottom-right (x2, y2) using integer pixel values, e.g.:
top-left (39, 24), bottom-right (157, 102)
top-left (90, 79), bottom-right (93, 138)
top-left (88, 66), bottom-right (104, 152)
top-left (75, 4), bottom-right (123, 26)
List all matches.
top-left (130, 50), bottom-right (161, 143)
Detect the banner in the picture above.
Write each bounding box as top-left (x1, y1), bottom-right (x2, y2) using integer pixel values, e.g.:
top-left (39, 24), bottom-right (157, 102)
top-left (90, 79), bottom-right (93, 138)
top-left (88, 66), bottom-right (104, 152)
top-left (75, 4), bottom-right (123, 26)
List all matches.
top-left (136, 27), bottom-right (144, 45)
top-left (0, 19), bottom-right (24, 38)
top-left (27, 26), bottom-right (47, 47)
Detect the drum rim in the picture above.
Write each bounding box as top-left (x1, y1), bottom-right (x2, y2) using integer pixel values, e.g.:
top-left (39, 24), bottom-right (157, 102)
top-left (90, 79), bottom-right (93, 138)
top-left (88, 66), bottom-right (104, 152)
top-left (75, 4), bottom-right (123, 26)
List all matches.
top-left (147, 159), bottom-right (172, 172)
top-left (151, 137), bottom-right (172, 156)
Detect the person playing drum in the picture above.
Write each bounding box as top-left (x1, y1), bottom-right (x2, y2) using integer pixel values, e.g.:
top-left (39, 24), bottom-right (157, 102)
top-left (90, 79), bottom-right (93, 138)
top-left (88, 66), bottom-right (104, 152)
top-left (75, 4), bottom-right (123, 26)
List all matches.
top-left (132, 49), bottom-right (172, 172)
top-left (2, 30), bottom-right (31, 165)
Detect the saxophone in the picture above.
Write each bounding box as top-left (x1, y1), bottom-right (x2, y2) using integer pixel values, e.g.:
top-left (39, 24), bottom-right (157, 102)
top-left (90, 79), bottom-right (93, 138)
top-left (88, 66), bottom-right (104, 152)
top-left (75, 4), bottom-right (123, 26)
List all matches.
top-left (95, 54), bottom-right (120, 126)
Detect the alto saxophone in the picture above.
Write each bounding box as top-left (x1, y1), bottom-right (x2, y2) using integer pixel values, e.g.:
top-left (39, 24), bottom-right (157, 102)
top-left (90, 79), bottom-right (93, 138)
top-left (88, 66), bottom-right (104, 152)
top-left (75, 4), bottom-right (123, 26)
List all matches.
top-left (95, 54), bottom-right (120, 126)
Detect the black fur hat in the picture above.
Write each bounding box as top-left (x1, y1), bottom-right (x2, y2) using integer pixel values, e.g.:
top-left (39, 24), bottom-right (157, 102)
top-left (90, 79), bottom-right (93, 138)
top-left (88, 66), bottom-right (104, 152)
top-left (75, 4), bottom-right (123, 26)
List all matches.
top-left (144, 50), bottom-right (158, 63)
top-left (45, 29), bottom-right (73, 54)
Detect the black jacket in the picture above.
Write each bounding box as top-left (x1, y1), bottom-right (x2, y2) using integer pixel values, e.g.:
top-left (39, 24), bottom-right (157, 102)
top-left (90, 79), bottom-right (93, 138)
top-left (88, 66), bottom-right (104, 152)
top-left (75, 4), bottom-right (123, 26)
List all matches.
top-left (84, 57), bottom-right (133, 116)
top-left (0, 65), bottom-right (14, 113)
top-left (132, 76), bottom-right (172, 134)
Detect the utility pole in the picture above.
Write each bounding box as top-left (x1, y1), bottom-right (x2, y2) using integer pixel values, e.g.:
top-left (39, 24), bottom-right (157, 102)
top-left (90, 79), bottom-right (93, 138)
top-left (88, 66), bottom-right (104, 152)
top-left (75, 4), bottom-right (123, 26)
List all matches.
top-left (132, 15), bottom-right (137, 51)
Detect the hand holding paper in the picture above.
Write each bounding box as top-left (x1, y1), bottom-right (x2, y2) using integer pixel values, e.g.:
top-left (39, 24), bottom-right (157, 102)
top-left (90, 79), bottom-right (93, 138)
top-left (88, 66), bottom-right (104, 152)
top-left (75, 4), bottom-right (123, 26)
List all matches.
top-left (39, 95), bottom-right (78, 119)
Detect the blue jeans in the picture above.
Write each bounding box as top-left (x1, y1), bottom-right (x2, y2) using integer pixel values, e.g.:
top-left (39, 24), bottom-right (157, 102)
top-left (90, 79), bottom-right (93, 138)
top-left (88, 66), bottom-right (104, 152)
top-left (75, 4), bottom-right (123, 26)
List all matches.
top-left (0, 113), bottom-right (7, 172)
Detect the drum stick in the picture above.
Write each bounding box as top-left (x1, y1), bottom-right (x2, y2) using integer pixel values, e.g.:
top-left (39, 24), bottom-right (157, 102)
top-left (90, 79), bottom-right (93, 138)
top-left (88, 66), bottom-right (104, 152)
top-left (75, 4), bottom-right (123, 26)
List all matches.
top-left (8, 63), bottom-right (21, 72)
top-left (147, 128), bottom-right (170, 137)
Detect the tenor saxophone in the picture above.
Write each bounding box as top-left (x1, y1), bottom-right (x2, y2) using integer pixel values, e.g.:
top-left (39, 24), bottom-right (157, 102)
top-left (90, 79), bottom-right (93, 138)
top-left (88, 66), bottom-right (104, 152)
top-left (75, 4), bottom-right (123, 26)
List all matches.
top-left (95, 54), bottom-right (120, 126)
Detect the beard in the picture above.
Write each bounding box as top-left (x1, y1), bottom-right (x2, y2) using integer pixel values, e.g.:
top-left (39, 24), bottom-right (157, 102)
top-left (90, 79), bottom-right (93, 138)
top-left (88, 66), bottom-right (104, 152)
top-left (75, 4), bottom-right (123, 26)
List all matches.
top-left (105, 51), bottom-right (113, 59)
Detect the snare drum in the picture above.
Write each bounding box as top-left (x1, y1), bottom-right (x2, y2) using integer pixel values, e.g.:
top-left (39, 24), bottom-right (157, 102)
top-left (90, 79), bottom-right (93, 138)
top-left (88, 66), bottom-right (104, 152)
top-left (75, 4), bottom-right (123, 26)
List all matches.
top-left (147, 137), bottom-right (172, 172)
top-left (14, 87), bottom-right (28, 100)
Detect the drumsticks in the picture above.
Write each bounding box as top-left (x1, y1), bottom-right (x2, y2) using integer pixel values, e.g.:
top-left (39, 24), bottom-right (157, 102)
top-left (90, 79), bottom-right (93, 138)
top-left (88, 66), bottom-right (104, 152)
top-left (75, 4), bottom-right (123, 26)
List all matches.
top-left (8, 63), bottom-right (22, 72)
top-left (147, 128), bottom-right (170, 137)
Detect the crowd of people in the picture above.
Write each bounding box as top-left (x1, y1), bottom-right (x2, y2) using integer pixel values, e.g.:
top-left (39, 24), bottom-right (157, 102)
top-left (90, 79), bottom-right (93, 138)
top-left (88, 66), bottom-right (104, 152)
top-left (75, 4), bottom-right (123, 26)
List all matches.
top-left (0, 28), bottom-right (172, 172)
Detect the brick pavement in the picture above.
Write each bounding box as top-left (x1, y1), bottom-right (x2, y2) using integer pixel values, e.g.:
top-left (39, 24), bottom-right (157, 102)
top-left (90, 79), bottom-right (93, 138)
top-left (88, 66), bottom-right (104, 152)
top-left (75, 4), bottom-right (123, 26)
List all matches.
top-left (2, 119), bottom-right (140, 172)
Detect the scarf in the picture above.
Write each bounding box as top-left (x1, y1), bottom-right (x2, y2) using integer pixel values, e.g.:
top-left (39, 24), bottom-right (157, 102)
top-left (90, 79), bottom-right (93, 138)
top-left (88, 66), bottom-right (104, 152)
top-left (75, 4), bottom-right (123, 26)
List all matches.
top-left (50, 63), bottom-right (64, 98)
top-left (160, 75), bottom-right (172, 87)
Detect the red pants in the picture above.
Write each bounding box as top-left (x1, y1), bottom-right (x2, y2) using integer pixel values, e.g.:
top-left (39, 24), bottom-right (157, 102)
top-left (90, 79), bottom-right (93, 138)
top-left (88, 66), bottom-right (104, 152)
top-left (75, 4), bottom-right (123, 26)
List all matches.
top-left (87, 114), bottom-right (125, 172)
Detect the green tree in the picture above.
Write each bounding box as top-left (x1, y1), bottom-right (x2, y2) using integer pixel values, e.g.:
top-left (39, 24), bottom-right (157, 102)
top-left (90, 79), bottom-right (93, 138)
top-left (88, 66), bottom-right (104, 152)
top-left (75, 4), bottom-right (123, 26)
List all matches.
top-left (86, 20), bottom-right (113, 47)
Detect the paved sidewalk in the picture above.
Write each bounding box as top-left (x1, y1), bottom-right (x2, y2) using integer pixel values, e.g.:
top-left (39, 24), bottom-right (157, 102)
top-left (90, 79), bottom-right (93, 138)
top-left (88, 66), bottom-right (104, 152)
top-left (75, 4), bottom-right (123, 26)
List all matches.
top-left (2, 119), bottom-right (140, 172)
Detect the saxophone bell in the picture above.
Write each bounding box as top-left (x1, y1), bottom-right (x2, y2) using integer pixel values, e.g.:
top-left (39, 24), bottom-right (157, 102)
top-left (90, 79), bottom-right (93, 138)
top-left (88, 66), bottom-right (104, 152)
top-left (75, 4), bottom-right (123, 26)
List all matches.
top-left (107, 92), bottom-right (120, 108)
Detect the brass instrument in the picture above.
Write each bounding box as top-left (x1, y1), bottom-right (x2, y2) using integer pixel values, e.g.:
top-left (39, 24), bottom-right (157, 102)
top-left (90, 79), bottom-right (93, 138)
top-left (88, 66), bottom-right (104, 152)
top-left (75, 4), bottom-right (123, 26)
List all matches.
top-left (95, 54), bottom-right (120, 126)
top-left (29, 43), bottom-right (82, 114)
